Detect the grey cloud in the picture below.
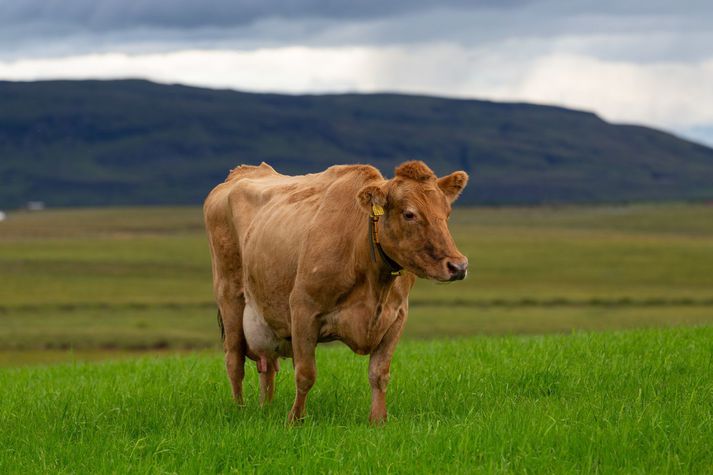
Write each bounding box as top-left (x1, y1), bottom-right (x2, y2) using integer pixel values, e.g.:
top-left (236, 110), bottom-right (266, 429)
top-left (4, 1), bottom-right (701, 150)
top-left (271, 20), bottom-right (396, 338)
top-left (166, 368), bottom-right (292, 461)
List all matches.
top-left (0, 0), bottom-right (526, 31)
top-left (1, 0), bottom-right (712, 65)
top-left (0, 0), bottom-right (530, 60)
top-left (2, 0), bottom-right (710, 33)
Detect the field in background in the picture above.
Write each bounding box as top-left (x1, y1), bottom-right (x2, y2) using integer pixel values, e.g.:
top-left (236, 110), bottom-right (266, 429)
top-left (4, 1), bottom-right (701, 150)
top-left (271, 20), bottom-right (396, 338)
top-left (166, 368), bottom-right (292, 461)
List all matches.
top-left (1, 204), bottom-right (712, 365)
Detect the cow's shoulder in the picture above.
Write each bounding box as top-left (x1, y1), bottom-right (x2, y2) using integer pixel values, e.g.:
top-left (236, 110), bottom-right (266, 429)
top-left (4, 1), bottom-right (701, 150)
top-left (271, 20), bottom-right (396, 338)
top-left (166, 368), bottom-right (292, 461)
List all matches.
top-left (314, 164), bottom-right (385, 209)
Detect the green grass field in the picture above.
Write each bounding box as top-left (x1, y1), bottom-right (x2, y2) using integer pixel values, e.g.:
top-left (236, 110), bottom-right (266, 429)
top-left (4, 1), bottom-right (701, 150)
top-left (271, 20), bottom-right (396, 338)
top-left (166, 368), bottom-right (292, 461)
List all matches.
top-left (2, 327), bottom-right (712, 473)
top-left (1, 204), bottom-right (713, 364)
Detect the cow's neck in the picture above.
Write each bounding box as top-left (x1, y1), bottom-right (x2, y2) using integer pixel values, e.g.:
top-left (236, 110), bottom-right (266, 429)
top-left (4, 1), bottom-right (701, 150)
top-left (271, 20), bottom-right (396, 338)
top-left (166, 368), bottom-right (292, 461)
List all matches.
top-left (367, 210), bottom-right (403, 276)
top-left (360, 213), bottom-right (401, 292)
top-left (357, 214), bottom-right (408, 348)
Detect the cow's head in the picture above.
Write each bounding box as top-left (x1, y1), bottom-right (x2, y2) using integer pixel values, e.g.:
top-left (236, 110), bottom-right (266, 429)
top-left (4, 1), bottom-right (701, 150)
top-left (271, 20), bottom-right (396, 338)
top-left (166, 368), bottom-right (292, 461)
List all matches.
top-left (358, 161), bottom-right (469, 282)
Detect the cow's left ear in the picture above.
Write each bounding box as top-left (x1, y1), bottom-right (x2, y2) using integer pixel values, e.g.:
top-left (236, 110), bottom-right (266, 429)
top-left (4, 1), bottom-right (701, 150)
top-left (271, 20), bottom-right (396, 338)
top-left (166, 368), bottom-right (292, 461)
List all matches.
top-left (437, 171), bottom-right (469, 203)
top-left (357, 184), bottom-right (387, 212)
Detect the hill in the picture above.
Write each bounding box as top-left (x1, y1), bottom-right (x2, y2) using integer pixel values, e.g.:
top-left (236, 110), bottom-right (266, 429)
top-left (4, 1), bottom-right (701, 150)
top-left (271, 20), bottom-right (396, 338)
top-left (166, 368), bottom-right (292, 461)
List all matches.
top-left (1, 79), bottom-right (712, 207)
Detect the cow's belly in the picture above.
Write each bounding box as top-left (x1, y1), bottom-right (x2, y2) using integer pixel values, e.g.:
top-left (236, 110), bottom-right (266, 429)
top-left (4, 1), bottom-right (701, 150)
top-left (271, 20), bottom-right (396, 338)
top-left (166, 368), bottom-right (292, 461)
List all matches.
top-left (243, 303), bottom-right (293, 359)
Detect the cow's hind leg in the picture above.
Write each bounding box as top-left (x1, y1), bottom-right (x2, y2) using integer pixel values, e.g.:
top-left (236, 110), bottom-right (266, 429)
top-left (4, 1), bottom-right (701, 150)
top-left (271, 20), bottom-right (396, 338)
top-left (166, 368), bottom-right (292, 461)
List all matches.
top-left (218, 291), bottom-right (247, 405)
top-left (205, 192), bottom-right (250, 406)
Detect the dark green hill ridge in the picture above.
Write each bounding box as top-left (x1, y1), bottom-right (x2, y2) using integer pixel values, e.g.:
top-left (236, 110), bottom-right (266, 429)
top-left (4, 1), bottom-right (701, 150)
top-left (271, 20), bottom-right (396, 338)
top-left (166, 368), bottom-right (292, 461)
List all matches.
top-left (1, 79), bottom-right (712, 207)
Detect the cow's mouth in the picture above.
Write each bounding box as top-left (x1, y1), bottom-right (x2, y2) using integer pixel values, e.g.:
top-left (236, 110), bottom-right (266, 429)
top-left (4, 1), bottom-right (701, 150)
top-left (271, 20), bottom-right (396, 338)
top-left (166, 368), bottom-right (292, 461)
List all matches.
top-left (421, 269), bottom-right (456, 283)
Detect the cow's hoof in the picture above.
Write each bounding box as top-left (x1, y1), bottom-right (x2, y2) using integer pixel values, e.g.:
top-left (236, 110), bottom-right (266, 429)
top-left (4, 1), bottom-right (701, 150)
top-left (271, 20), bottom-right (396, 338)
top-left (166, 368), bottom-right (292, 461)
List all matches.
top-left (369, 413), bottom-right (387, 426)
top-left (287, 410), bottom-right (306, 425)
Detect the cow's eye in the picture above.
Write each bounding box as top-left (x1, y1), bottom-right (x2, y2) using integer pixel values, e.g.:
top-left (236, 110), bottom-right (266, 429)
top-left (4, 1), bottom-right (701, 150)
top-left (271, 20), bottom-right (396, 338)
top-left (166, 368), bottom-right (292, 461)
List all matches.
top-left (403, 210), bottom-right (416, 221)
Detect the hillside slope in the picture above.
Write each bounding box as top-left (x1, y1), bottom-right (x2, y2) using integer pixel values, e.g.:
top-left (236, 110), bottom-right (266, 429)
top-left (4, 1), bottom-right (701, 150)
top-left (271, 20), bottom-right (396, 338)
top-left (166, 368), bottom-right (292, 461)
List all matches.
top-left (1, 79), bottom-right (712, 207)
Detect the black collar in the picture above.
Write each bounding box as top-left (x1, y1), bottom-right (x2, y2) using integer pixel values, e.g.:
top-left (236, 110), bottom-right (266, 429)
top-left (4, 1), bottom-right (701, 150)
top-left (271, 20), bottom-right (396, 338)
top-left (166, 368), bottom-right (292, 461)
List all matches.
top-left (368, 209), bottom-right (403, 276)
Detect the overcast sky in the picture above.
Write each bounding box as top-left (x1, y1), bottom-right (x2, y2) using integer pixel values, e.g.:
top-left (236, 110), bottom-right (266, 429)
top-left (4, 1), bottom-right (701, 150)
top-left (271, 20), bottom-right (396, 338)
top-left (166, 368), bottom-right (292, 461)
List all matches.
top-left (1, 0), bottom-right (712, 146)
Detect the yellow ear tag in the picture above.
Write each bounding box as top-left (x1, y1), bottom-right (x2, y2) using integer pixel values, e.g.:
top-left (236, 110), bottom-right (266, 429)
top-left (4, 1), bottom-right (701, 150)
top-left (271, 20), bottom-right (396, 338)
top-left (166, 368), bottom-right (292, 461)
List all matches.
top-left (372, 204), bottom-right (384, 216)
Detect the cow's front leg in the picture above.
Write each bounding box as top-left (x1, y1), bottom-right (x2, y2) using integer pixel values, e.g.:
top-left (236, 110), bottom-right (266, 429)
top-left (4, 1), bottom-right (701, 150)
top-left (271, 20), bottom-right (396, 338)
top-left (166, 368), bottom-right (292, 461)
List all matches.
top-left (368, 310), bottom-right (406, 424)
top-left (287, 298), bottom-right (320, 423)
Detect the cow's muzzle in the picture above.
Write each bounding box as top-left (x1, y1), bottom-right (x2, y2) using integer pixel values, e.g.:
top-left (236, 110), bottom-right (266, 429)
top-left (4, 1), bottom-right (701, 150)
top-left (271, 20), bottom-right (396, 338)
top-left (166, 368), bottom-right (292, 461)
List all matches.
top-left (445, 257), bottom-right (468, 281)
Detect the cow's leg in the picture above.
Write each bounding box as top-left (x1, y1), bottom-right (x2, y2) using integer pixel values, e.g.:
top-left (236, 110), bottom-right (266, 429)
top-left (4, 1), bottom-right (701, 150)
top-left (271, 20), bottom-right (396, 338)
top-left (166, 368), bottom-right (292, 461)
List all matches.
top-left (259, 358), bottom-right (278, 405)
top-left (287, 300), bottom-right (320, 423)
top-left (205, 204), bottom-right (248, 406)
top-left (219, 291), bottom-right (247, 405)
top-left (368, 310), bottom-right (407, 424)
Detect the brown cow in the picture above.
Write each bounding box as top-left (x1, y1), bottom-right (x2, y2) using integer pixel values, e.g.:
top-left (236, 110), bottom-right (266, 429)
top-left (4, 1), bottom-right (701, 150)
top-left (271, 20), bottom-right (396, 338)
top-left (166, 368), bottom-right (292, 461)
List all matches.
top-left (203, 160), bottom-right (468, 423)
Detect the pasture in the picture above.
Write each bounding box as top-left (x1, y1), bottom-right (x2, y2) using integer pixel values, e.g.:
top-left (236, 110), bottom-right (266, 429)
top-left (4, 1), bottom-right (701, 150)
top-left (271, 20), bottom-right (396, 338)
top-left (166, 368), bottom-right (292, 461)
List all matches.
top-left (1, 327), bottom-right (712, 472)
top-left (1, 203), bottom-right (712, 363)
top-left (1, 204), bottom-right (713, 472)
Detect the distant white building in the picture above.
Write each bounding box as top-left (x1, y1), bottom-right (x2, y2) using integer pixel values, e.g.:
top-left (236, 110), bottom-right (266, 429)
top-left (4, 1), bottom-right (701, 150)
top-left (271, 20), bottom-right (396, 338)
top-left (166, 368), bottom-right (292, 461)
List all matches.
top-left (26, 201), bottom-right (45, 211)
top-left (0, 211), bottom-right (5, 222)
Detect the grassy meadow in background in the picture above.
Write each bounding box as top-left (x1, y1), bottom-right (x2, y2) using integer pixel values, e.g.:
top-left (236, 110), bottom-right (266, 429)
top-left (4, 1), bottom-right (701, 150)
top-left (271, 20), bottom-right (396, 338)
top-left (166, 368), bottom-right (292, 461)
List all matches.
top-left (1, 203), bottom-right (712, 361)
top-left (1, 204), bottom-right (713, 472)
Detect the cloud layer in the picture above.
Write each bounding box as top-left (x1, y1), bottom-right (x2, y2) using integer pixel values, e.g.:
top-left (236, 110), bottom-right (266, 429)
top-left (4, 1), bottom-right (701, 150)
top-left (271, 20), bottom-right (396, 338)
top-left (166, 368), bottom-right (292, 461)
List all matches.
top-left (0, 0), bottom-right (522, 30)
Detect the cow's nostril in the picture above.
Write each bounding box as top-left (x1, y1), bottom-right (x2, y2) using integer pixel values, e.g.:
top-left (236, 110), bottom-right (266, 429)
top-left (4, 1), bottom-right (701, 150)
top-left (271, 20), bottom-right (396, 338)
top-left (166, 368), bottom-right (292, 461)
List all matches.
top-left (446, 259), bottom-right (468, 280)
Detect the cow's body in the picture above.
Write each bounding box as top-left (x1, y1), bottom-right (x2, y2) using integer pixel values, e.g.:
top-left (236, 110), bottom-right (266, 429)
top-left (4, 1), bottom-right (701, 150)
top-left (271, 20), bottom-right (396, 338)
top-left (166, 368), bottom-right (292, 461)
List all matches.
top-left (204, 161), bottom-right (467, 422)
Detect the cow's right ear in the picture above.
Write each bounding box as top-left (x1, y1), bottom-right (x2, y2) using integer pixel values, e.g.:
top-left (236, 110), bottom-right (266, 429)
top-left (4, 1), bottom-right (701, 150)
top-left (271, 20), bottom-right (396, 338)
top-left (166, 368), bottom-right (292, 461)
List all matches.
top-left (357, 185), bottom-right (387, 212)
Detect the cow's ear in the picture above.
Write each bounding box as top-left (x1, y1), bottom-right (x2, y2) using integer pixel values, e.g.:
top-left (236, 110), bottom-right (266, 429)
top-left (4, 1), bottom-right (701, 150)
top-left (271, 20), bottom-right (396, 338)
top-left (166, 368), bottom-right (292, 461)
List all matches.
top-left (438, 171), bottom-right (469, 203)
top-left (357, 184), bottom-right (387, 211)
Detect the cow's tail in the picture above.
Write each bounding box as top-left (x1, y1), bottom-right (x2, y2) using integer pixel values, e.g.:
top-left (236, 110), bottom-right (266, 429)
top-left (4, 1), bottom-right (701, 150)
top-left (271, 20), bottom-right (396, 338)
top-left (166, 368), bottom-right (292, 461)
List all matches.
top-left (217, 309), bottom-right (225, 341)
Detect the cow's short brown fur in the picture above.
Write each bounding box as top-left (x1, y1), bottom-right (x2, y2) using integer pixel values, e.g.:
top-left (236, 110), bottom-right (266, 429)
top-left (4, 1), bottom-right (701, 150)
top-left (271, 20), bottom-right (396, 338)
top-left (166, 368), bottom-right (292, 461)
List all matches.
top-left (204, 161), bottom-right (468, 423)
